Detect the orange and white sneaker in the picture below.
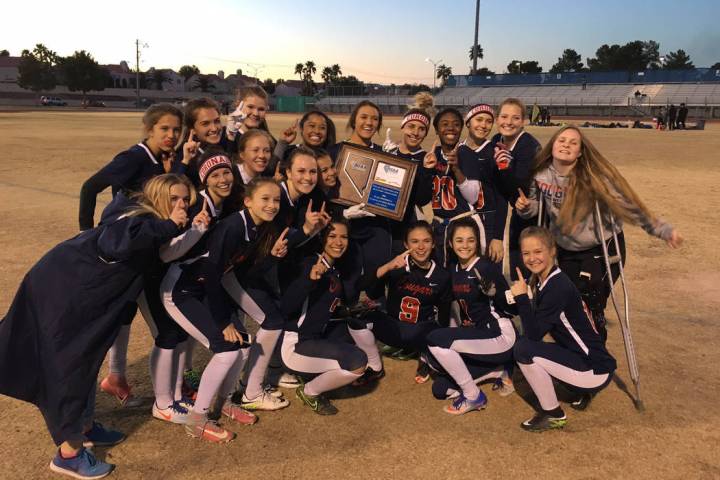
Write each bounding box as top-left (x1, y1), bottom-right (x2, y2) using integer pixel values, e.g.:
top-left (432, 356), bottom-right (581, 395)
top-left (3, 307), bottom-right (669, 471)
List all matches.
top-left (221, 401), bottom-right (258, 425)
top-left (100, 374), bottom-right (143, 407)
top-left (152, 401), bottom-right (189, 424)
top-left (185, 418), bottom-right (236, 443)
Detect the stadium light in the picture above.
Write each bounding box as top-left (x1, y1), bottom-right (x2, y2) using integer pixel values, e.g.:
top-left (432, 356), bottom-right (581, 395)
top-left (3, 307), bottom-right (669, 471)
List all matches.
top-left (425, 57), bottom-right (442, 90)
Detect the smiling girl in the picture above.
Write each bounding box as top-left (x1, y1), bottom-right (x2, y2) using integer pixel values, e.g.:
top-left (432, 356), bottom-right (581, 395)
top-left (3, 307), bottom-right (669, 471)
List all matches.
top-left (161, 177), bottom-right (293, 442)
top-left (510, 226), bottom-right (616, 432)
top-left (515, 125), bottom-right (683, 339)
top-left (78, 103), bottom-right (184, 408)
top-left (236, 129), bottom-right (274, 185)
top-left (491, 98), bottom-right (541, 279)
top-left (347, 221), bottom-right (452, 385)
top-left (280, 219), bottom-right (368, 415)
top-left (426, 218), bottom-right (516, 415)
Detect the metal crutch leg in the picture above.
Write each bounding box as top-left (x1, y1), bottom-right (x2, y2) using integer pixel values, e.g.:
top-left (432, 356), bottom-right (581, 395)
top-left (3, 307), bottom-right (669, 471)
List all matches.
top-left (594, 202), bottom-right (644, 411)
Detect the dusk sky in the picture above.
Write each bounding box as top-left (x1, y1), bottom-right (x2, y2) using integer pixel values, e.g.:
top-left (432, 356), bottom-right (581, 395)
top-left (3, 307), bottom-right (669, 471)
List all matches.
top-left (5, 0), bottom-right (719, 84)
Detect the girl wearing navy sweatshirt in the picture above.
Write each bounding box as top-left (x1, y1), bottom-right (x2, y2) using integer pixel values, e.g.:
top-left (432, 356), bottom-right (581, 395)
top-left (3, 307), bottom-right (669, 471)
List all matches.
top-left (1, 174), bottom-right (191, 479)
top-left (78, 103), bottom-right (183, 408)
top-left (280, 219), bottom-right (367, 415)
top-left (346, 221), bottom-right (452, 385)
top-left (426, 218), bottom-right (516, 415)
top-left (510, 226), bottom-right (617, 432)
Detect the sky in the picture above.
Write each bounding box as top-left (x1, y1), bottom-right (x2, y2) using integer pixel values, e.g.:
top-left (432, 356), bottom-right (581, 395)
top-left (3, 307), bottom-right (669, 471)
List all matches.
top-left (4, 0), bottom-right (719, 84)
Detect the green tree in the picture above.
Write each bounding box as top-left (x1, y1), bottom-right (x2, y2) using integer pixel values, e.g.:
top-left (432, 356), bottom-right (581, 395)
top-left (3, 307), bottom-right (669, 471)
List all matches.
top-left (178, 65), bottom-right (200, 80)
top-left (300, 60), bottom-right (317, 95)
top-left (294, 63), bottom-right (303, 81)
top-left (60, 50), bottom-right (111, 99)
top-left (0, 50), bottom-right (9, 57)
top-left (192, 75), bottom-right (215, 92)
top-left (507, 60), bottom-right (542, 74)
top-left (710, 62), bottom-right (720, 70)
top-left (587, 40), bottom-right (660, 71)
top-left (263, 78), bottom-right (275, 94)
top-left (149, 69), bottom-right (168, 90)
top-left (550, 49), bottom-right (585, 73)
top-left (436, 64), bottom-right (452, 85)
top-left (468, 44), bottom-right (484, 62)
top-left (663, 49), bottom-right (694, 70)
top-left (472, 67), bottom-right (495, 75)
top-left (18, 44), bottom-right (59, 92)
top-left (321, 64), bottom-right (342, 84)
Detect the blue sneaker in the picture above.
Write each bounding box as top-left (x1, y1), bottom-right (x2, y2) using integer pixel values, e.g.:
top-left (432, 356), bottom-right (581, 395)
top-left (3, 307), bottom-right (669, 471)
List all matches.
top-left (49, 447), bottom-right (114, 479)
top-left (82, 421), bottom-right (126, 448)
top-left (443, 390), bottom-right (488, 415)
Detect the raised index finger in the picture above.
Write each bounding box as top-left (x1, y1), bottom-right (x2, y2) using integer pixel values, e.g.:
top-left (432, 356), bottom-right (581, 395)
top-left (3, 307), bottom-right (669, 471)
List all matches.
top-left (517, 188), bottom-right (527, 199)
top-left (279, 227), bottom-right (290, 241)
top-left (515, 267), bottom-right (525, 282)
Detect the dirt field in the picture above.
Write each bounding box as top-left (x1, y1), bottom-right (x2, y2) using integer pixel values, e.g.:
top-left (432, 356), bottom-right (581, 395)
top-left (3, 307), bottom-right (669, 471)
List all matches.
top-left (1, 111), bottom-right (719, 480)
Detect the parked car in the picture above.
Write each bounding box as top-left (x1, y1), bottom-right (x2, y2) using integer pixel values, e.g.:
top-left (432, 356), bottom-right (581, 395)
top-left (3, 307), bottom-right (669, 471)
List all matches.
top-left (40, 96), bottom-right (67, 106)
top-left (82, 99), bottom-right (106, 108)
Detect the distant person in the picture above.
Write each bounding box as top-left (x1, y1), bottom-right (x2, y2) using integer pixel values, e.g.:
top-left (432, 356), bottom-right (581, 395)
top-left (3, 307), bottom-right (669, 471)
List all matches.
top-left (677, 103), bottom-right (688, 129)
top-left (668, 104), bottom-right (677, 131)
top-left (656, 107), bottom-right (666, 130)
top-left (531, 103), bottom-right (540, 125)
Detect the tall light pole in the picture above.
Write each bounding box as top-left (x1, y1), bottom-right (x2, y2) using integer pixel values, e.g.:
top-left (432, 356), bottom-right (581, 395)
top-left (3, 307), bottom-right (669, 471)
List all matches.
top-left (425, 57), bottom-right (442, 90)
top-left (472, 0), bottom-right (480, 74)
top-left (135, 39), bottom-right (148, 109)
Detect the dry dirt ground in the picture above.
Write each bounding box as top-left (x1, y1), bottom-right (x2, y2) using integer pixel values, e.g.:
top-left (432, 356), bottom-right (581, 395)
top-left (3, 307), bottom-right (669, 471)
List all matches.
top-left (0, 111), bottom-right (719, 480)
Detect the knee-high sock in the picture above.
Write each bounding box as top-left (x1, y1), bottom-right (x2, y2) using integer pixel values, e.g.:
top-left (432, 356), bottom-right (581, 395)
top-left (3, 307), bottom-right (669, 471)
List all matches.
top-left (192, 350), bottom-right (240, 414)
top-left (428, 346), bottom-right (480, 400)
top-left (213, 349), bottom-right (249, 411)
top-left (108, 324), bottom-right (131, 376)
top-left (244, 328), bottom-right (281, 399)
top-left (517, 361), bottom-right (560, 411)
top-left (348, 327), bottom-right (382, 371)
top-left (150, 346), bottom-right (175, 408)
top-left (173, 341), bottom-right (187, 401)
top-left (304, 369), bottom-right (361, 397)
top-left (184, 337), bottom-right (196, 371)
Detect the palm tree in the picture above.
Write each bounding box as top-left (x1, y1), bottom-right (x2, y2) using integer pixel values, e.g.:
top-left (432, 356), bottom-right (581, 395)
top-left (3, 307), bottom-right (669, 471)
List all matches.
top-left (294, 63), bottom-right (303, 81)
top-left (192, 75), bottom-right (215, 93)
top-left (301, 61), bottom-right (317, 95)
top-left (468, 44), bottom-right (484, 62)
top-left (436, 64), bottom-right (453, 86)
top-left (150, 69), bottom-right (167, 90)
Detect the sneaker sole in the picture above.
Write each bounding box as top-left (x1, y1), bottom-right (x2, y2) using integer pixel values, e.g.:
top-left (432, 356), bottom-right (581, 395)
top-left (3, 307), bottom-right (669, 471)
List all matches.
top-left (49, 461), bottom-right (114, 480)
top-left (240, 401), bottom-right (290, 411)
top-left (443, 402), bottom-right (488, 415)
top-left (185, 429), bottom-right (236, 443)
top-left (522, 419), bottom-right (568, 432)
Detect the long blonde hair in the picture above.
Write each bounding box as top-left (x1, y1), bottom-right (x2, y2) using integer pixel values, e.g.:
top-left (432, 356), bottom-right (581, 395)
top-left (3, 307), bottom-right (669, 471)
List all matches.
top-left (127, 174), bottom-right (196, 219)
top-left (533, 125), bottom-right (654, 234)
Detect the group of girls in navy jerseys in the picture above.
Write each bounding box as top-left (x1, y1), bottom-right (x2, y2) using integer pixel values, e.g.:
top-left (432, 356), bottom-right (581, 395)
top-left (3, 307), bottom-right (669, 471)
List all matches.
top-left (0, 90), bottom-right (684, 479)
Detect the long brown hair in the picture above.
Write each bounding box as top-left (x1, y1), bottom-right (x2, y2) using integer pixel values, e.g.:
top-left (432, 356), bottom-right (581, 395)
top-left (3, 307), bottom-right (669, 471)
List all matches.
top-left (533, 125), bottom-right (655, 234)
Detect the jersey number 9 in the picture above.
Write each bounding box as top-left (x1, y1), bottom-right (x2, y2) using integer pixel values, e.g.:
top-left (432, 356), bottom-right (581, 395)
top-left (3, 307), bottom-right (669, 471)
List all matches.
top-left (399, 296), bottom-right (421, 324)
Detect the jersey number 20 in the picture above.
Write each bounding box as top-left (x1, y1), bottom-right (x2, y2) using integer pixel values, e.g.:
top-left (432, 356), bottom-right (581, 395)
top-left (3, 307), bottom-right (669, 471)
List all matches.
top-left (399, 296), bottom-right (420, 324)
top-left (432, 176), bottom-right (458, 211)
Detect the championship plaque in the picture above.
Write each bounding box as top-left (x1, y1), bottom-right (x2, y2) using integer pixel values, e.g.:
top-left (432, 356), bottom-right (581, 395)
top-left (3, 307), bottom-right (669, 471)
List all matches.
top-left (332, 143), bottom-right (417, 221)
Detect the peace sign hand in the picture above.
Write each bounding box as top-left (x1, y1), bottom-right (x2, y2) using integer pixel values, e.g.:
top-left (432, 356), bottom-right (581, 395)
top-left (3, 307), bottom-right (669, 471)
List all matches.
top-left (382, 128), bottom-right (398, 153)
top-left (494, 144), bottom-right (513, 170)
top-left (309, 255), bottom-right (328, 280)
top-left (226, 101), bottom-right (246, 137)
top-left (271, 227), bottom-right (290, 258)
top-left (515, 188), bottom-right (531, 212)
top-left (282, 119), bottom-right (299, 143)
top-left (510, 268), bottom-right (528, 296)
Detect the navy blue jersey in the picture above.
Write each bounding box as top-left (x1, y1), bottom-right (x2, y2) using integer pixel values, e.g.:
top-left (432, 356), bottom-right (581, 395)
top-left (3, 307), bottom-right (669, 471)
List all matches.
top-left (451, 257), bottom-right (515, 334)
top-left (79, 143), bottom-right (182, 230)
top-left (457, 140), bottom-right (508, 240)
top-left (430, 145), bottom-right (480, 220)
top-left (385, 258), bottom-right (452, 324)
top-left (282, 255), bottom-right (345, 341)
top-left (491, 131), bottom-right (541, 202)
top-left (516, 267), bottom-right (617, 374)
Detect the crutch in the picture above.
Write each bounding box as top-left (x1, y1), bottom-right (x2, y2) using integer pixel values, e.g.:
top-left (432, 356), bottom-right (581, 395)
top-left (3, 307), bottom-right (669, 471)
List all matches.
top-left (594, 202), bottom-right (643, 411)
